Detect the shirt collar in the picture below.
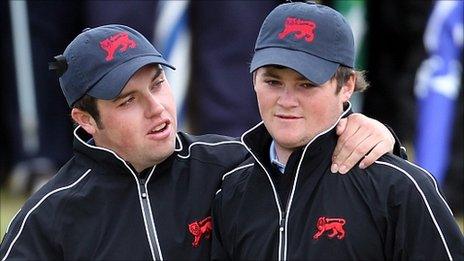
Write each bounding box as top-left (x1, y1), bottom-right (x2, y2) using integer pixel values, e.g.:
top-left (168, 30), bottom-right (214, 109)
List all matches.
top-left (270, 140), bottom-right (286, 174)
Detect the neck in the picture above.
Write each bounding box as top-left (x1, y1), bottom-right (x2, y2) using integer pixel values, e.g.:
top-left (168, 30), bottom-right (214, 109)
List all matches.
top-left (275, 143), bottom-right (294, 165)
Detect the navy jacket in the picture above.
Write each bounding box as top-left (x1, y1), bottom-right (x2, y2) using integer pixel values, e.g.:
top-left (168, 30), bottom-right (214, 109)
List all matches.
top-left (0, 127), bottom-right (248, 260)
top-left (212, 113), bottom-right (463, 260)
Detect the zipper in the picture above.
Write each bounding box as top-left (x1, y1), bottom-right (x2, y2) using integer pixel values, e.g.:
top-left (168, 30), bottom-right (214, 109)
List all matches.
top-left (74, 128), bottom-right (164, 260)
top-left (279, 211), bottom-right (286, 261)
top-left (138, 177), bottom-right (163, 260)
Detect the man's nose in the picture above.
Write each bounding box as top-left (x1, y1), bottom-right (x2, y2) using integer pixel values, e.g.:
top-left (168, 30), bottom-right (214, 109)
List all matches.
top-left (277, 88), bottom-right (299, 108)
top-left (144, 95), bottom-right (164, 118)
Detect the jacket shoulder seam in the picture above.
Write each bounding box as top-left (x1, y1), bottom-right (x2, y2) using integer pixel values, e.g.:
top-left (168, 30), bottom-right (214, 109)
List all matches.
top-left (374, 160), bottom-right (453, 260)
top-left (1, 169), bottom-right (92, 260)
top-left (176, 141), bottom-right (244, 159)
top-left (222, 163), bottom-right (254, 181)
top-left (216, 163), bottom-right (255, 195)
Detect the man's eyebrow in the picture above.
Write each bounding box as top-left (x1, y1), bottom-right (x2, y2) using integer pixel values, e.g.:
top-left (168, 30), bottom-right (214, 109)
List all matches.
top-left (261, 70), bottom-right (281, 79)
top-left (151, 67), bottom-right (163, 82)
top-left (112, 90), bottom-right (136, 103)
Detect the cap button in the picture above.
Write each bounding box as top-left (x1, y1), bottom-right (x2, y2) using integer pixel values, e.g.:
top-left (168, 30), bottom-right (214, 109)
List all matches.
top-left (305, 0), bottom-right (317, 4)
top-left (82, 27), bottom-right (91, 33)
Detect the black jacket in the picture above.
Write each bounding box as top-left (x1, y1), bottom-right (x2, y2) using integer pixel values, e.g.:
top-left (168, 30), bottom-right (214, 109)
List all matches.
top-left (212, 113), bottom-right (464, 260)
top-left (0, 127), bottom-right (248, 260)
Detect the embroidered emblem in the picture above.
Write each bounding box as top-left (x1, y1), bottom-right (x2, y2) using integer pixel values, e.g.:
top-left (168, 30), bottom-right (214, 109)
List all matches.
top-left (99, 32), bottom-right (136, 61)
top-left (188, 216), bottom-right (213, 247)
top-left (278, 17), bottom-right (316, 43)
top-left (313, 217), bottom-right (346, 240)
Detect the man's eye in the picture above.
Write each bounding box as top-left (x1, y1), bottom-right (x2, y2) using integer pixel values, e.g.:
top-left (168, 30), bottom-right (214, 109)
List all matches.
top-left (301, 83), bottom-right (316, 89)
top-left (265, 80), bottom-right (281, 86)
top-left (151, 79), bottom-right (165, 91)
top-left (120, 97), bottom-right (134, 107)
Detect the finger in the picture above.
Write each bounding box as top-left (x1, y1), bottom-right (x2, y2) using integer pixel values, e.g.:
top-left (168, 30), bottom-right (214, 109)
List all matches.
top-left (340, 129), bottom-right (395, 172)
top-left (359, 140), bottom-right (394, 169)
top-left (335, 130), bottom-right (371, 174)
top-left (333, 117), bottom-right (361, 160)
top-left (334, 123), bottom-right (369, 163)
top-left (332, 127), bottom-right (360, 173)
top-left (336, 118), bottom-right (347, 136)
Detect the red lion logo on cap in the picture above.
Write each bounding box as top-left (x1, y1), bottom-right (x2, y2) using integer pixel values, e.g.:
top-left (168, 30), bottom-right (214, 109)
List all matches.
top-left (313, 217), bottom-right (346, 240)
top-left (188, 216), bottom-right (213, 247)
top-left (100, 32), bottom-right (136, 61)
top-left (278, 17), bottom-right (316, 43)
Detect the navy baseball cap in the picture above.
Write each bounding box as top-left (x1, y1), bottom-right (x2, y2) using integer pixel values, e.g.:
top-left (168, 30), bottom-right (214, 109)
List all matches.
top-left (250, 2), bottom-right (355, 85)
top-left (53, 24), bottom-right (175, 107)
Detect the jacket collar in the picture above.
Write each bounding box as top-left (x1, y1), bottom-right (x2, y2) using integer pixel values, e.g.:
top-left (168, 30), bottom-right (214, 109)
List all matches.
top-left (241, 102), bottom-right (353, 168)
top-left (73, 126), bottom-right (183, 175)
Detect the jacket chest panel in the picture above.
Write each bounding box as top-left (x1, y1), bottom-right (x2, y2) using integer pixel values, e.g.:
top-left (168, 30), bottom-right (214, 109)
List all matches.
top-left (284, 175), bottom-right (385, 259)
top-left (143, 162), bottom-right (223, 259)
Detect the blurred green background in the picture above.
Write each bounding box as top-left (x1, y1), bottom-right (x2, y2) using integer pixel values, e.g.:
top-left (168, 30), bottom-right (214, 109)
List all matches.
top-left (1, 188), bottom-right (27, 236)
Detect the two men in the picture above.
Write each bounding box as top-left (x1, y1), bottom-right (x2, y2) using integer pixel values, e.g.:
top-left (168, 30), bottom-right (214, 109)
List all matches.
top-left (211, 2), bottom-right (463, 260)
top-left (1, 24), bottom-right (397, 259)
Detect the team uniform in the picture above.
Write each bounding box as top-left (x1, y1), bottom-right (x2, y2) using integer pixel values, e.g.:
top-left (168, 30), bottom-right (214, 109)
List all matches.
top-left (0, 127), bottom-right (248, 260)
top-left (212, 108), bottom-right (464, 260)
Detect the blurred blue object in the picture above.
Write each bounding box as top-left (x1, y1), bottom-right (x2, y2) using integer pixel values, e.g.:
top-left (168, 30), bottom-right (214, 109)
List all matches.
top-left (414, 1), bottom-right (463, 183)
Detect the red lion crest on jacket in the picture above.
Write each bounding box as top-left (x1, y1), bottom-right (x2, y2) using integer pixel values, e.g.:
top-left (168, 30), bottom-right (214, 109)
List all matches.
top-left (313, 217), bottom-right (346, 240)
top-left (188, 216), bottom-right (213, 247)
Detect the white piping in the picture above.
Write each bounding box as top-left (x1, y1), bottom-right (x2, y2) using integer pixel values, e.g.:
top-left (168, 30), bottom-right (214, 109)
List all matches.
top-left (221, 163), bottom-right (254, 181)
top-left (404, 161), bottom-right (454, 216)
top-left (138, 183), bottom-right (157, 261)
top-left (283, 102), bottom-right (352, 259)
top-left (240, 121), bottom-right (284, 259)
top-left (176, 140), bottom-right (243, 159)
top-left (2, 169), bottom-right (92, 261)
top-left (375, 160), bottom-right (453, 261)
top-left (145, 166), bottom-right (164, 260)
top-left (215, 163), bottom-right (255, 195)
top-left (174, 133), bottom-right (183, 152)
top-left (73, 126), bottom-right (160, 260)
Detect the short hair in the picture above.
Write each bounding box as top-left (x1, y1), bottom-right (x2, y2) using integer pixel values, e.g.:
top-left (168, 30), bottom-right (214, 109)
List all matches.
top-left (332, 65), bottom-right (369, 93)
top-left (72, 94), bottom-right (104, 128)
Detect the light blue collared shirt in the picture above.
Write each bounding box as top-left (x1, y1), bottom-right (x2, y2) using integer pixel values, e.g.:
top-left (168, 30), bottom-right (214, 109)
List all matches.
top-left (270, 140), bottom-right (286, 174)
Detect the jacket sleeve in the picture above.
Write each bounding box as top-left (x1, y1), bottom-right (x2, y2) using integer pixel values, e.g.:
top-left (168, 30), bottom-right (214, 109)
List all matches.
top-left (385, 162), bottom-right (464, 260)
top-left (211, 191), bottom-right (231, 261)
top-left (0, 201), bottom-right (62, 260)
top-left (384, 124), bottom-right (408, 160)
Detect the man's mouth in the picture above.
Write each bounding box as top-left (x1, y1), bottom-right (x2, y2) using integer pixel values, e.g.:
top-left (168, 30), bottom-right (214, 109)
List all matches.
top-left (147, 120), bottom-right (171, 140)
top-left (149, 122), bottom-right (168, 134)
top-left (276, 114), bottom-right (302, 120)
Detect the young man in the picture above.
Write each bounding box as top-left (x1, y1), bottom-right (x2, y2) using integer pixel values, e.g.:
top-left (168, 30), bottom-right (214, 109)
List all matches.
top-left (211, 2), bottom-right (464, 260)
top-left (1, 24), bottom-right (397, 260)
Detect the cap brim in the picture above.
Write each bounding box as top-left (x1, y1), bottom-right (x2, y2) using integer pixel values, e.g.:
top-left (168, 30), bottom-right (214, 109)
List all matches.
top-left (88, 55), bottom-right (175, 100)
top-left (250, 47), bottom-right (338, 85)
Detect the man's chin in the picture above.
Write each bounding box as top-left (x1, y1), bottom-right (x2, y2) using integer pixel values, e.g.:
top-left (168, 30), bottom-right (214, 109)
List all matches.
top-left (274, 139), bottom-right (300, 150)
top-left (151, 143), bottom-right (176, 163)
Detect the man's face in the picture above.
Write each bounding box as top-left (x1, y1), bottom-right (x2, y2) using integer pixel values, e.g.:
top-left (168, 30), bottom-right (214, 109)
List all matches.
top-left (93, 64), bottom-right (177, 171)
top-left (254, 66), bottom-right (347, 151)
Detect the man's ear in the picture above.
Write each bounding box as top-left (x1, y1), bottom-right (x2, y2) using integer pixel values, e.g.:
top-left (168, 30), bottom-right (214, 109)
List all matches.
top-left (341, 74), bottom-right (355, 102)
top-left (71, 108), bottom-right (98, 135)
top-left (252, 71), bottom-right (257, 92)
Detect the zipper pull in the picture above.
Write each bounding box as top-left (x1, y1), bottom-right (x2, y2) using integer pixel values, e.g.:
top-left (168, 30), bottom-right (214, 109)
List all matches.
top-left (279, 212), bottom-right (286, 232)
top-left (139, 178), bottom-right (147, 198)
